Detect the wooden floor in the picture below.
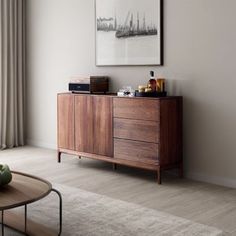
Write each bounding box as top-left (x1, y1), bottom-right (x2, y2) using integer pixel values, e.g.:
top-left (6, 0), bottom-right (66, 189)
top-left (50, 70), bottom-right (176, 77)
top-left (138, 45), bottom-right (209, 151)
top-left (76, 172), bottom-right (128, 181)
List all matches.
top-left (0, 146), bottom-right (235, 236)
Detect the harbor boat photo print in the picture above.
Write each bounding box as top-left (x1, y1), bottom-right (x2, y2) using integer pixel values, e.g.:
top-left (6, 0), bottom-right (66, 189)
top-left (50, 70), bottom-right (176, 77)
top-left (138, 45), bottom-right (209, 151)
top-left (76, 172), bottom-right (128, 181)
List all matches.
top-left (95, 0), bottom-right (163, 66)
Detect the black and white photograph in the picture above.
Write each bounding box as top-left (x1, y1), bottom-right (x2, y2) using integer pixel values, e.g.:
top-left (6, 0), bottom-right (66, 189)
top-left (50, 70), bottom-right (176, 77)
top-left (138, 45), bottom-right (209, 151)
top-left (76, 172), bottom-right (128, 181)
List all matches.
top-left (95, 0), bottom-right (163, 66)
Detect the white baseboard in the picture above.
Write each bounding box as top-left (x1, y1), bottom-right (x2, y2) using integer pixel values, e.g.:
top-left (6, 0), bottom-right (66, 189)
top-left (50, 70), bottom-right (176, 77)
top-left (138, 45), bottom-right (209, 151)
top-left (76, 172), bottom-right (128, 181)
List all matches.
top-left (186, 172), bottom-right (236, 189)
top-left (27, 139), bottom-right (57, 150)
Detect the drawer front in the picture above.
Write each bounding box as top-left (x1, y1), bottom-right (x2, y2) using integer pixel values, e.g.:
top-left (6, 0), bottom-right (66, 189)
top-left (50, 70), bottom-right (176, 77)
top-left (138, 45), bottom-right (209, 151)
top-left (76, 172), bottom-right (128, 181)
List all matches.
top-left (113, 98), bottom-right (160, 121)
top-left (114, 138), bottom-right (159, 164)
top-left (114, 118), bottom-right (160, 143)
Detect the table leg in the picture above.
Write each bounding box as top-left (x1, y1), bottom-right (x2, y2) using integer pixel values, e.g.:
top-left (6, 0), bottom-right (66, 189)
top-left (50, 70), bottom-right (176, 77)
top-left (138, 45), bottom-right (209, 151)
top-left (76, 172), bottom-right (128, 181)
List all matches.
top-left (51, 188), bottom-right (62, 236)
top-left (57, 151), bottom-right (61, 163)
top-left (113, 163), bottom-right (117, 170)
top-left (1, 210), bottom-right (4, 236)
top-left (1, 208), bottom-right (28, 236)
top-left (157, 166), bottom-right (161, 184)
top-left (25, 205), bottom-right (27, 234)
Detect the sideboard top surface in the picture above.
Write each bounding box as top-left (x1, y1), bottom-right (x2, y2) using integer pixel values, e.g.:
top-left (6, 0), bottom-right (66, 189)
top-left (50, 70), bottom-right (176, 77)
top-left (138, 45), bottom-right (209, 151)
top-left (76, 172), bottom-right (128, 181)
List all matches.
top-left (57, 92), bottom-right (182, 101)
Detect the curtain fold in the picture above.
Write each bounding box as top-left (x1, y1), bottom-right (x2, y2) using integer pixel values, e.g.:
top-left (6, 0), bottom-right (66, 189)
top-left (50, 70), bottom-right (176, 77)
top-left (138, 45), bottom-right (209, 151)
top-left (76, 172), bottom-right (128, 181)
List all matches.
top-left (0, 0), bottom-right (26, 149)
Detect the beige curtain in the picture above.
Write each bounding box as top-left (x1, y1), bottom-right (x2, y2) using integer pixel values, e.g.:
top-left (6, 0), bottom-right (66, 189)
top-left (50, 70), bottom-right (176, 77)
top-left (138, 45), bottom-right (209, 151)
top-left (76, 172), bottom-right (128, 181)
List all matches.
top-left (0, 0), bottom-right (26, 149)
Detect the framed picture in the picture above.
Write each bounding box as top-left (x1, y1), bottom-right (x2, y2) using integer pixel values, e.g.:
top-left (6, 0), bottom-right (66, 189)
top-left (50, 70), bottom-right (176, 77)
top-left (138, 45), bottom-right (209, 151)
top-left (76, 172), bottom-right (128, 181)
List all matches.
top-left (95, 0), bottom-right (163, 66)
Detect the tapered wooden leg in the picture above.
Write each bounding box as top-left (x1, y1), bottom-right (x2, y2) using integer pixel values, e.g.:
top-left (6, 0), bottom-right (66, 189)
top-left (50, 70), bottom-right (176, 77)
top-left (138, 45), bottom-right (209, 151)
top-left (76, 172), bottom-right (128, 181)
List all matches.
top-left (113, 164), bottom-right (117, 170)
top-left (179, 162), bottom-right (183, 178)
top-left (157, 166), bottom-right (161, 184)
top-left (57, 151), bottom-right (61, 163)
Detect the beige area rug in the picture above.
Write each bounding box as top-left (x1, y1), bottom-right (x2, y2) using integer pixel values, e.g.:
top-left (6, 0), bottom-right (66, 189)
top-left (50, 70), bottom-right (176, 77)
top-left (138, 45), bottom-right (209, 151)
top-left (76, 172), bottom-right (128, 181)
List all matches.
top-left (6, 184), bottom-right (224, 236)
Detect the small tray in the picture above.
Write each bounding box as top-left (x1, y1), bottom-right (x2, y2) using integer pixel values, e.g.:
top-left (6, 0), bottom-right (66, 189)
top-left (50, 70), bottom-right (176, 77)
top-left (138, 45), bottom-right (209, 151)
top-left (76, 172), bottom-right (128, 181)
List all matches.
top-left (135, 91), bottom-right (167, 97)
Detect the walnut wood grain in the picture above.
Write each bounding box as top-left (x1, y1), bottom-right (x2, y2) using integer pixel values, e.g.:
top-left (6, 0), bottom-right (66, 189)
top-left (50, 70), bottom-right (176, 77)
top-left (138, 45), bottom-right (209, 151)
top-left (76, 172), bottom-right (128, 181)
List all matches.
top-left (113, 98), bottom-right (160, 121)
top-left (93, 96), bottom-right (113, 157)
top-left (57, 94), bottom-right (75, 150)
top-left (114, 138), bottom-right (159, 165)
top-left (114, 118), bottom-right (160, 143)
top-left (0, 172), bottom-right (52, 210)
top-left (58, 148), bottom-right (159, 170)
top-left (159, 98), bottom-right (183, 167)
top-left (74, 95), bottom-right (113, 156)
top-left (57, 94), bottom-right (183, 184)
top-left (75, 95), bottom-right (93, 153)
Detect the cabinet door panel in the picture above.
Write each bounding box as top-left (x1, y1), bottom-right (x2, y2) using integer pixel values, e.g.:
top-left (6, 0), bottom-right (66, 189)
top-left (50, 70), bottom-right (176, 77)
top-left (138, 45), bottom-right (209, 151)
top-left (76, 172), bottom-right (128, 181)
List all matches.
top-left (75, 96), bottom-right (93, 153)
top-left (57, 94), bottom-right (75, 150)
top-left (93, 96), bottom-right (113, 157)
top-left (75, 95), bottom-right (113, 157)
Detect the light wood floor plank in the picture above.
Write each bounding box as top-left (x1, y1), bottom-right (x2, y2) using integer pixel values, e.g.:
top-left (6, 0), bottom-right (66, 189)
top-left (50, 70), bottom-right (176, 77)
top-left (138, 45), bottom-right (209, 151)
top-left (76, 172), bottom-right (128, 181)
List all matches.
top-left (0, 146), bottom-right (236, 235)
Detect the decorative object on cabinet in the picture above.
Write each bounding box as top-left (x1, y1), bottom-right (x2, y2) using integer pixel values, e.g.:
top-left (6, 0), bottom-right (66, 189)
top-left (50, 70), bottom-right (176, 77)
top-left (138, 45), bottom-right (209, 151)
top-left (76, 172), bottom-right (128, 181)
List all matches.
top-left (117, 86), bottom-right (135, 97)
top-left (68, 76), bottom-right (109, 94)
top-left (135, 91), bottom-right (167, 97)
top-left (57, 93), bottom-right (182, 184)
top-left (95, 0), bottom-right (163, 66)
top-left (135, 72), bottom-right (167, 97)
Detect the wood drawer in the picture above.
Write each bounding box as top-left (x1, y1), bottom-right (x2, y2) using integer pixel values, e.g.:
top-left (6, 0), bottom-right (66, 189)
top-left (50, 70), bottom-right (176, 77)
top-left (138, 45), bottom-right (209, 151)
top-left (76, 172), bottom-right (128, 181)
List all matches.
top-left (113, 98), bottom-right (160, 121)
top-left (114, 118), bottom-right (160, 143)
top-left (114, 138), bottom-right (159, 164)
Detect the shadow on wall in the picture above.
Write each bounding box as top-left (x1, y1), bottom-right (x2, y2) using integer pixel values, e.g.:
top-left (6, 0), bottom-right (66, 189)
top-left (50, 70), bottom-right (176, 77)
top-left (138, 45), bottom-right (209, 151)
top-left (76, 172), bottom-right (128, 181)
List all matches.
top-left (173, 78), bottom-right (236, 179)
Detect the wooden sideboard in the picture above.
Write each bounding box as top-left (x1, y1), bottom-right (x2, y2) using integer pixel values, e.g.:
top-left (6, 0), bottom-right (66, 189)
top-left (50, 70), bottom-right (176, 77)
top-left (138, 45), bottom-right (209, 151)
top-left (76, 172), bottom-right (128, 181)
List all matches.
top-left (57, 93), bottom-right (183, 184)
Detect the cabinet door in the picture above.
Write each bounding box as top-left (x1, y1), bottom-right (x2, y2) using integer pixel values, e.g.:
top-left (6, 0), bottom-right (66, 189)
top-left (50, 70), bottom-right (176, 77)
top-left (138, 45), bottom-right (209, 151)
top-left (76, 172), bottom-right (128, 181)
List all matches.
top-left (57, 94), bottom-right (75, 150)
top-left (75, 96), bottom-right (93, 153)
top-left (93, 96), bottom-right (113, 157)
top-left (75, 95), bottom-right (113, 157)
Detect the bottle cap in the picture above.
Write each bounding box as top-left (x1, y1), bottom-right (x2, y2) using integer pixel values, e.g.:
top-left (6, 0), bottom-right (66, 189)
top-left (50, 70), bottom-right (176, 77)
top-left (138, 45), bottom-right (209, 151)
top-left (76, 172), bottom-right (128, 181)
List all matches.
top-left (150, 71), bottom-right (154, 77)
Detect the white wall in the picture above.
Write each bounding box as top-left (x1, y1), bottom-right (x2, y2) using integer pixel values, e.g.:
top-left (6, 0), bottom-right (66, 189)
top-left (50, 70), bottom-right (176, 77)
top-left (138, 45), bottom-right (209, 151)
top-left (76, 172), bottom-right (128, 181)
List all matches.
top-left (27, 0), bottom-right (236, 188)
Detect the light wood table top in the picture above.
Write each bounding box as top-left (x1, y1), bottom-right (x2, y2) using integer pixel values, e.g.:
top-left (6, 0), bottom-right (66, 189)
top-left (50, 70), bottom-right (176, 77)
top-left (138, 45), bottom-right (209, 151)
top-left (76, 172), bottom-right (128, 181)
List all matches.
top-left (0, 171), bottom-right (52, 211)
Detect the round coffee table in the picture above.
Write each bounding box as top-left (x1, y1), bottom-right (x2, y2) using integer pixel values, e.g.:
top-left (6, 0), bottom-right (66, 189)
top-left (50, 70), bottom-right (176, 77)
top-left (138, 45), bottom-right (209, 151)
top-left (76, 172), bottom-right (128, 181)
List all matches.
top-left (0, 171), bottom-right (62, 236)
